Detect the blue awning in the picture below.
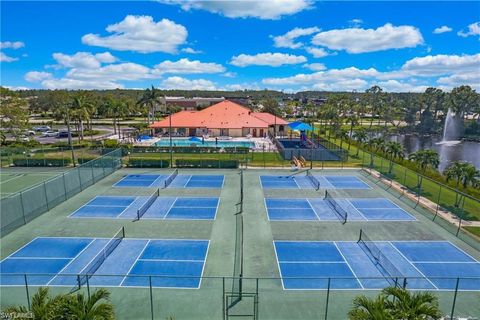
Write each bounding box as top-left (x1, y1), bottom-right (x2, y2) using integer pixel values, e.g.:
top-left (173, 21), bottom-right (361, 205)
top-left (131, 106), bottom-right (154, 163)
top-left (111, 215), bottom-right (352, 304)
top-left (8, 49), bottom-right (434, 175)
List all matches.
top-left (288, 122), bottom-right (313, 131)
top-left (188, 136), bottom-right (202, 143)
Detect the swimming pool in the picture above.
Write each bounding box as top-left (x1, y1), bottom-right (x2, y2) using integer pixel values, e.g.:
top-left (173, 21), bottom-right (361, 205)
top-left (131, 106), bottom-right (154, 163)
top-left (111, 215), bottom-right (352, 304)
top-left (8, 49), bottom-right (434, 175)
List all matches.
top-left (154, 138), bottom-right (255, 148)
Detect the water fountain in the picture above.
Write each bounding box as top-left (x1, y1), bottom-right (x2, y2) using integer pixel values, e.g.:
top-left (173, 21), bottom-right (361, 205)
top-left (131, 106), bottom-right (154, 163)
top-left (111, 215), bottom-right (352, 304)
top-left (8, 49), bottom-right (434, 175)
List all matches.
top-left (438, 108), bottom-right (461, 145)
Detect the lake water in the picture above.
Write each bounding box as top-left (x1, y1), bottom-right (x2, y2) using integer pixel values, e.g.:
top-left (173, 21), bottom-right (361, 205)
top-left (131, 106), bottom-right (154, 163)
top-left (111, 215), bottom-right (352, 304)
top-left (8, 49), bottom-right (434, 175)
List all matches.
top-left (386, 134), bottom-right (480, 172)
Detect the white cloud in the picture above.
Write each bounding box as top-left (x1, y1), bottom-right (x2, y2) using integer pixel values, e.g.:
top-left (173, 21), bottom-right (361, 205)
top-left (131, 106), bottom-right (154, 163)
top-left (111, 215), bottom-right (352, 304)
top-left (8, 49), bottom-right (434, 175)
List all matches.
top-left (305, 47), bottom-right (329, 58)
top-left (302, 63), bottom-right (326, 71)
top-left (348, 19), bottom-right (363, 27)
top-left (0, 52), bottom-right (18, 62)
top-left (181, 47), bottom-right (202, 54)
top-left (66, 63), bottom-right (153, 81)
top-left (311, 23), bottom-right (423, 53)
top-left (152, 58), bottom-right (225, 75)
top-left (52, 52), bottom-right (117, 69)
top-left (458, 22), bottom-right (480, 38)
top-left (0, 41), bottom-right (25, 49)
top-left (224, 83), bottom-right (261, 91)
top-left (375, 80), bottom-right (427, 93)
top-left (437, 72), bottom-right (480, 90)
top-left (82, 15), bottom-right (188, 53)
top-left (161, 76), bottom-right (217, 90)
top-left (42, 78), bottom-right (123, 90)
top-left (433, 26), bottom-right (452, 34)
top-left (230, 52), bottom-right (307, 67)
top-left (25, 71), bottom-right (53, 82)
top-left (272, 27), bottom-right (320, 49)
top-left (400, 54), bottom-right (480, 76)
top-left (222, 72), bottom-right (237, 78)
top-left (159, 0), bottom-right (313, 20)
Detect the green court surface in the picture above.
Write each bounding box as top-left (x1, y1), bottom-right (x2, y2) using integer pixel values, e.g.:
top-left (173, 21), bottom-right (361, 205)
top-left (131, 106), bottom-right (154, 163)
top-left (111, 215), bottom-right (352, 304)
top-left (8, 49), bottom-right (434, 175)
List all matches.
top-left (1, 168), bottom-right (479, 320)
top-left (0, 167), bottom-right (67, 197)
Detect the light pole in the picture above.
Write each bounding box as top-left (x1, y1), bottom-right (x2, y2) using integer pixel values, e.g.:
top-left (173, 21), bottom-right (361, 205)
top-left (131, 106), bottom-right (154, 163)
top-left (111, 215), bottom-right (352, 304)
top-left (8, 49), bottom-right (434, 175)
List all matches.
top-left (169, 113), bottom-right (173, 168)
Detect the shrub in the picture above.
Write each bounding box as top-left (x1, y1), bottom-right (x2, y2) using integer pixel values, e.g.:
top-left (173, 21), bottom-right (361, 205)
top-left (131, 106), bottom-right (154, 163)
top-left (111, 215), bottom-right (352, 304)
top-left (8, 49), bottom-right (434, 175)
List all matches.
top-left (13, 157), bottom-right (72, 167)
top-left (176, 159), bottom-right (238, 168)
top-left (127, 157), bottom-right (170, 168)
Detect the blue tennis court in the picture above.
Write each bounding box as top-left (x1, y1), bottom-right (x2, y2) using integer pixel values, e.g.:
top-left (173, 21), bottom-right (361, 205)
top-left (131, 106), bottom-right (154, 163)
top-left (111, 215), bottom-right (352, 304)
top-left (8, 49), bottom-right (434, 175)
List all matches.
top-left (274, 240), bottom-right (480, 290)
top-left (69, 196), bottom-right (219, 220)
top-left (265, 198), bottom-right (416, 221)
top-left (114, 174), bottom-right (224, 189)
top-left (260, 175), bottom-right (370, 189)
top-left (0, 237), bottom-right (209, 289)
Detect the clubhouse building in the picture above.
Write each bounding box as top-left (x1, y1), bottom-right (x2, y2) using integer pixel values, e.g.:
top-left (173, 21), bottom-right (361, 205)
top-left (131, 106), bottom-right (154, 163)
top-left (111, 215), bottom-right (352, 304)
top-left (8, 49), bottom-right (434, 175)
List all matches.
top-left (149, 100), bottom-right (288, 138)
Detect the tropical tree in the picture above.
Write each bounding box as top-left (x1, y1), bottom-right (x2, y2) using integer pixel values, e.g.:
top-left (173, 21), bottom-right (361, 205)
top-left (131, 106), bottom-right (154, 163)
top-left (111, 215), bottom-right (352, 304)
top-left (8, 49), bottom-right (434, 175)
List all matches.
top-left (4, 287), bottom-right (115, 320)
top-left (51, 92), bottom-right (77, 166)
top-left (349, 294), bottom-right (394, 320)
top-left (349, 287), bottom-right (442, 320)
top-left (353, 128), bottom-right (368, 157)
top-left (137, 85), bottom-right (164, 123)
top-left (444, 162), bottom-right (480, 207)
top-left (65, 288), bottom-right (115, 320)
top-left (345, 113), bottom-right (359, 150)
top-left (420, 87), bottom-right (445, 131)
top-left (364, 86), bottom-right (386, 129)
top-left (0, 91), bottom-right (29, 140)
top-left (408, 149), bottom-right (440, 190)
top-left (71, 93), bottom-right (94, 141)
top-left (384, 141), bottom-right (405, 173)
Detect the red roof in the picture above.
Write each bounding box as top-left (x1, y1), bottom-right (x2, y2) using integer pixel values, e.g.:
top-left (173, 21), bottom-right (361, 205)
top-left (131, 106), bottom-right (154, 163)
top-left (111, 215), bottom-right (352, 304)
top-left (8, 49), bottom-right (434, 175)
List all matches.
top-left (149, 100), bottom-right (287, 129)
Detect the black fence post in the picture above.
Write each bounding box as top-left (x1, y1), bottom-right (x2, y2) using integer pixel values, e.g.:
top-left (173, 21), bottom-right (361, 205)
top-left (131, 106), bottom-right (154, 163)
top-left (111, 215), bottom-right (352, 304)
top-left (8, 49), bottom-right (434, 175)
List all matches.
top-left (324, 278), bottom-right (331, 320)
top-left (149, 276), bottom-right (154, 320)
top-left (450, 277), bottom-right (460, 320)
top-left (24, 274), bottom-right (30, 310)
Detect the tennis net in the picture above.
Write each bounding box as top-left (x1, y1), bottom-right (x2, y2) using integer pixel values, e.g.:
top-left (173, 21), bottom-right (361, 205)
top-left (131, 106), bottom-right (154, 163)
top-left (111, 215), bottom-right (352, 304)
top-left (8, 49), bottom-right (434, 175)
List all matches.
top-left (77, 227), bottom-right (125, 288)
top-left (136, 189), bottom-right (159, 220)
top-left (357, 229), bottom-right (404, 287)
top-left (306, 170), bottom-right (320, 190)
top-left (324, 190), bottom-right (347, 224)
top-left (164, 169), bottom-right (179, 188)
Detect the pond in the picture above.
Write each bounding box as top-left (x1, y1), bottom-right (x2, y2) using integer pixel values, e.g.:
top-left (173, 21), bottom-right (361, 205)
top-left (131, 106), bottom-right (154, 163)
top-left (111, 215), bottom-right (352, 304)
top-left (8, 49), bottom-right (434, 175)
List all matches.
top-left (386, 134), bottom-right (480, 172)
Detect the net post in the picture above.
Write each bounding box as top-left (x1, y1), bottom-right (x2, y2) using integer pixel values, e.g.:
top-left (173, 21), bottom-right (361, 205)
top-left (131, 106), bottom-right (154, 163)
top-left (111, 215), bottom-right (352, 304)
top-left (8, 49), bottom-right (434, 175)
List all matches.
top-left (86, 276), bottom-right (91, 299)
top-left (456, 219), bottom-right (462, 237)
top-left (358, 229), bottom-right (363, 242)
top-left (121, 226), bottom-right (125, 238)
top-left (450, 277), bottom-right (460, 320)
top-left (402, 278), bottom-right (407, 289)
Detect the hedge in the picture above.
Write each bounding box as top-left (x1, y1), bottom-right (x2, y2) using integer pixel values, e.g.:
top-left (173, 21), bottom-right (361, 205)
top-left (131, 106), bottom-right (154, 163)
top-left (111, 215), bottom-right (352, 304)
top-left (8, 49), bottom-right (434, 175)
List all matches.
top-left (132, 146), bottom-right (250, 154)
top-left (175, 159), bottom-right (238, 169)
top-left (13, 158), bottom-right (72, 167)
top-left (127, 157), bottom-right (170, 168)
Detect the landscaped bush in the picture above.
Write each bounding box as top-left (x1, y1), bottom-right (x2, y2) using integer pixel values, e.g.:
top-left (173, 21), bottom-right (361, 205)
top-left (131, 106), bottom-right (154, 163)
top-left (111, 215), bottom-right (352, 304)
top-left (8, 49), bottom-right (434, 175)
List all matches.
top-left (13, 157), bottom-right (72, 167)
top-left (176, 159), bottom-right (238, 168)
top-left (132, 146), bottom-right (250, 154)
top-left (127, 157), bottom-right (170, 168)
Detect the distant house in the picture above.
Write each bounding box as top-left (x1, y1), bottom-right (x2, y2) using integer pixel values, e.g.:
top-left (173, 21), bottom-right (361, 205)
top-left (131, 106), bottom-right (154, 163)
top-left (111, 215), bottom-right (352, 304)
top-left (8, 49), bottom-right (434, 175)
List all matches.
top-left (161, 97), bottom-right (225, 111)
top-left (149, 100), bottom-right (288, 137)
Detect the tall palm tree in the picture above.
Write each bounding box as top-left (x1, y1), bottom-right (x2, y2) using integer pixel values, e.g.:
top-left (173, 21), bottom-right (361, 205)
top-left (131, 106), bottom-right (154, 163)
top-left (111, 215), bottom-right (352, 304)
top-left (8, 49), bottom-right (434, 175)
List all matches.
top-left (137, 85), bottom-right (164, 124)
top-left (3, 287), bottom-right (69, 319)
top-left (408, 149), bottom-right (440, 190)
top-left (348, 294), bottom-right (394, 320)
top-left (444, 162), bottom-right (480, 207)
top-left (385, 141), bottom-right (405, 174)
top-left (353, 129), bottom-right (368, 157)
top-left (71, 93), bottom-right (94, 141)
top-left (52, 94), bottom-right (77, 166)
top-left (383, 287), bottom-right (442, 320)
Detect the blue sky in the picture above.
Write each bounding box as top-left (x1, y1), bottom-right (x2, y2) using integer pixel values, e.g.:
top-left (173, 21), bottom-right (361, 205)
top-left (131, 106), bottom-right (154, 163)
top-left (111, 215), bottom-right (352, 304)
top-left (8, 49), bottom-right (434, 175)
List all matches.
top-left (1, 1), bottom-right (479, 92)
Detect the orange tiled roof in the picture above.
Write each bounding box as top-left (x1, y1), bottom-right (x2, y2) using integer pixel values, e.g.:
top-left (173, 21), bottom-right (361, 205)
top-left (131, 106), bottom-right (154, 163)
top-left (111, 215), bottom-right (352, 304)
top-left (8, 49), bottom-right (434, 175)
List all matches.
top-left (149, 100), bottom-right (287, 129)
top-left (252, 112), bottom-right (289, 125)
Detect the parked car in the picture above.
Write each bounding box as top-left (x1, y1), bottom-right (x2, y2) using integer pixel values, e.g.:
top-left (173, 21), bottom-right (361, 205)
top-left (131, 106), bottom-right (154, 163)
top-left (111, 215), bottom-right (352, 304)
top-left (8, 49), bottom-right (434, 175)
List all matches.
top-left (34, 125), bottom-right (51, 132)
top-left (24, 130), bottom-right (36, 136)
top-left (41, 130), bottom-right (58, 137)
top-left (17, 135), bottom-right (30, 142)
top-left (57, 131), bottom-right (71, 138)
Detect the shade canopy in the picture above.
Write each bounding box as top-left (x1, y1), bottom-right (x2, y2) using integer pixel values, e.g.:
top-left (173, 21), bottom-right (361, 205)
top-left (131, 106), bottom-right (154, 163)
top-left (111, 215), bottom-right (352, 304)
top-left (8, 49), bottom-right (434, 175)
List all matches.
top-left (288, 122), bottom-right (313, 131)
top-left (188, 136), bottom-right (202, 143)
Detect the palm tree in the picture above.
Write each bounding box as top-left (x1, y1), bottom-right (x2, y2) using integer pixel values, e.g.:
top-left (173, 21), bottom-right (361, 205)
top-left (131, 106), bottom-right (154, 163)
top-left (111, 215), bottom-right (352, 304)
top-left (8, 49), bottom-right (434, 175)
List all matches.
top-left (52, 94), bottom-right (77, 166)
top-left (3, 287), bottom-right (69, 319)
top-left (353, 129), bottom-right (368, 157)
top-left (71, 93), bottom-right (94, 141)
top-left (408, 149), bottom-right (440, 190)
top-left (383, 287), bottom-right (442, 320)
top-left (137, 85), bottom-right (164, 124)
top-left (66, 288), bottom-right (115, 320)
top-left (346, 114), bottom-right (359, 151)
top-left (349, 287), bottom-right (442, 320)
top-left (384, 141), bottom-right (405, 174)
top-left (444, 162), bottom-right (480, 207)
top-left (348, 294), bottom-right (394, 320)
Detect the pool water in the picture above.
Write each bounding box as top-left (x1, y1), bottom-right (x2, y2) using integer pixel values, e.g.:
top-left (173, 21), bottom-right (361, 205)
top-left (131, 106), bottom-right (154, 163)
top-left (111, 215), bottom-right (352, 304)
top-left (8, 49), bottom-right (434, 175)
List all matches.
top-left (154, 138), bottom-right (255, 148)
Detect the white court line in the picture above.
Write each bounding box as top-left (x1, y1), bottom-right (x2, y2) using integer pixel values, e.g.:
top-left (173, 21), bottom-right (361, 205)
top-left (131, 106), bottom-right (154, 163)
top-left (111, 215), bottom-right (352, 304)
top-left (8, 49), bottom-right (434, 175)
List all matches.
top-left (46, 239), bottom-right (97, 285)
top-left (306, 198), bottom-right (321, 221)
top-left (150, 175), bottom-right (166, 188)
top-left (119, 240), bottom-right (150, 286)
top-left (162, 197), bottom-right (178, 220)
top-left (116, 196), bottom-right (140, 218)
top-left (334, 242), bottom-right (364, 289)
top-left (137, 258), bottom-right (204, 262)
top-left (197, 240), bottom-right (210, 289)
top-left (272, 241), bottom-right (286, 290)
top-left (183, 175), bottom-right (192, 188)
top-left (1, 237), bottom-right (42, 262)
top-left (389, 243), bottom-right (438, 290)
top-left (344, 198), bottom-right (368, 221)
top-left (0, 174), bottom-right (26, 184)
